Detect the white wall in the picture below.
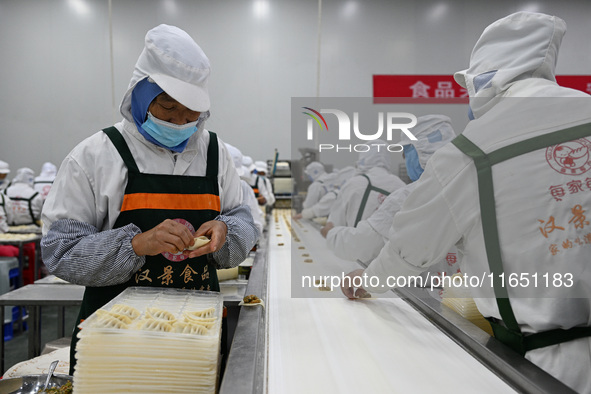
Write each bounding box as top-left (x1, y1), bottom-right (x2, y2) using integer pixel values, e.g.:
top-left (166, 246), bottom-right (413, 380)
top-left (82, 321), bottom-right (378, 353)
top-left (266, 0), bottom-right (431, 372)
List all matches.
top-left (1, 0), bottom-right (590, 176)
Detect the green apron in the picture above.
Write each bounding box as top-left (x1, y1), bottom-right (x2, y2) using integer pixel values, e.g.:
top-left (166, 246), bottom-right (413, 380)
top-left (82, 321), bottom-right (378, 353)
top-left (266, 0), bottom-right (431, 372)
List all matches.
top-left (452, 122), bottom-right (591, 356)
top-left (69, 127), bottom-right (221, 372)
top-left (251, 176), bottom-right (260, 197)
top-left (354, 174), bottom-right (391, 227)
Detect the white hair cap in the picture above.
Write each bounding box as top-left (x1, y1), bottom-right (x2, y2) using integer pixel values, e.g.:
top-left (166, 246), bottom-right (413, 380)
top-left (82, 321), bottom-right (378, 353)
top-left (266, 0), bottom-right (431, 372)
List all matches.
top-left (119, 24), bottom-right (211, 122)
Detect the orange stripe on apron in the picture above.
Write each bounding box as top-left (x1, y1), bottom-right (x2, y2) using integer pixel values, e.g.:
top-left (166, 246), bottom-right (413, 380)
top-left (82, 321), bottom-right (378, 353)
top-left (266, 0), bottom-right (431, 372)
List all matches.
top-left (120, 193), bottom-right (221, 212)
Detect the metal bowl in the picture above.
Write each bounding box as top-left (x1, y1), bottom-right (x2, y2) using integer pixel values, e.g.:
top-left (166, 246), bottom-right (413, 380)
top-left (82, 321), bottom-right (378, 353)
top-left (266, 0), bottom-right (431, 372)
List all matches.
top-left (0, 374), bottom-right (72, 394)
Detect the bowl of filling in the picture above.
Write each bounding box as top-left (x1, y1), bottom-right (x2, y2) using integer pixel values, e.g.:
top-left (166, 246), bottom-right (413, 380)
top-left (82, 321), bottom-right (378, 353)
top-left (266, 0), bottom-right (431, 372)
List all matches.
top-left (0, 374), bottom-right (72, 394)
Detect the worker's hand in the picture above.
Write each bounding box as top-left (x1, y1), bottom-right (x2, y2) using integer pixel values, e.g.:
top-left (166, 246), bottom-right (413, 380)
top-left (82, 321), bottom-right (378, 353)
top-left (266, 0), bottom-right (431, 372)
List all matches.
top-left (341, 268), bottom-right (370, 299)
top-left (131, 218), bottom-right (194, 256)
top-left (293, 213), bottom-right (303, 220)
top-left (184, 220), bottom-right (228, 258)
top-left (257, 196), bottom-right (267, 205)
top-left (320, 222), bottom-right (334, 238)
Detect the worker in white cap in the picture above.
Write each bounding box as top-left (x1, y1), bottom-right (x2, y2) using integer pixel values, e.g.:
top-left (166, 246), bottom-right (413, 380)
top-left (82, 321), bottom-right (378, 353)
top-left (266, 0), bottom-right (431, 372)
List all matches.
top-left (322, 140), bottom-right (405, 233)
top-left (243, 155), bottom-right (272, 207)
top-left (254, 160), bottom-right (275, 207)
top-left (301, 161), bottom-right (327, 210)
top-left (0, 160), bottom-right (13, 232)
top-left (326, 115), bottom-right (456, 264)
top-left (34, 162), bottom-right (58, 200)
top-left (341, 12), bottom-right (591, 392)
top-left (226, 143), bottom-right (264, 235)
top-left (4, 167), bottom-right (44, 225)
top-left (294, 166), bottom-right (356, 221)
top-left (40, 24), bottom-right (259, 372)
top-left (0, 160), bottom-right (10, 191)
top-left (253, 160), bottom-right (275, 208)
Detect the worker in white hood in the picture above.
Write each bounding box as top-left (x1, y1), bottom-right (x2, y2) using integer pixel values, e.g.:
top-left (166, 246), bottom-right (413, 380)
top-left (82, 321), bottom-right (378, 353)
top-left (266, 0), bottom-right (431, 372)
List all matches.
top-left (40, 24), bottom-right (258, 373)
top-left (0, 160), bottom-right (10, 191)
top-left (301, 161), bottom-right (327, 209)
top-left (243, 155), bottom-right (272, 207)
top-left (226, 143), bottom-right (264, 235)
top-left (254, 160), bottom-right (276, 207)
top-left (342, 12), bottom-right (591, 393)
top-left (326, 115), bottom-right (456, 263)
top-left (294, 166), bottom-right (356, 221)
top-left (322, 140), bottom-right (405, 232)
top-left (34, 162), bottom-right (57, 200)
top-left (4, 167), bottom-right (44, 225)
top-left (252, 160), bottom-right (275, 207)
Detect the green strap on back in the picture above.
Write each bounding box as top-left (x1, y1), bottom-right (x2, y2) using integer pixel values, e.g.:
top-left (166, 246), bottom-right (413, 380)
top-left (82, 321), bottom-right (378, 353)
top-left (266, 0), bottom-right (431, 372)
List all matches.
top-left (354, 174), bottom-right (391, 227)
top-left (452, 122), bottom-right (591, 355)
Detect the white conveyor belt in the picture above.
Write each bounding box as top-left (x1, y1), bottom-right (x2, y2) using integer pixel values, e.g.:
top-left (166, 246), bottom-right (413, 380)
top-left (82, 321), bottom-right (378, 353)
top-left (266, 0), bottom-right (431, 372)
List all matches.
top-left (267, 209), bottom-right (516, 394)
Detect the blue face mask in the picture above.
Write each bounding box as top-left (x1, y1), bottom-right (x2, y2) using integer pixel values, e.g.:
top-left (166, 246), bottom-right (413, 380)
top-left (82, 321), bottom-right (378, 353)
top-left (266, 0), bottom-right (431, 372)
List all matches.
top-left (141, 112), bottom-right (198, 149)
top-left (403, 144), bottom-right (424, 182)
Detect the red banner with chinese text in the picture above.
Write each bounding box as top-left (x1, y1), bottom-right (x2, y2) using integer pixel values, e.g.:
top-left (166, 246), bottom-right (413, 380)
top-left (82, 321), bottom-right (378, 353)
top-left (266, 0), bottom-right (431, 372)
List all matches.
top-left (373, 75), bottom-right (591, 104)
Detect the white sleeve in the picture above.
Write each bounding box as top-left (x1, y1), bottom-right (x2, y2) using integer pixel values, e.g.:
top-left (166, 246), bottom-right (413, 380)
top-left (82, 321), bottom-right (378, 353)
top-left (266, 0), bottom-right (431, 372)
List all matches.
top-left (364, 166), bottom-right (462, 292)
top-left (42, 155), bottom-right (103, 234)
top-left (217, 142), bottom-right (243, 213)
top-left (311, 192), bottom-right (337, 218)
top-left (327, 176), bottom-right (365, 227)
top-left (326, 220), bottom-right (385, 263)
top-left (302, 182), bottom-right (324, 209)
top-left (241, 181), bottom-right (264, 234)
top-left (264, 177), bottom-right (275, 205)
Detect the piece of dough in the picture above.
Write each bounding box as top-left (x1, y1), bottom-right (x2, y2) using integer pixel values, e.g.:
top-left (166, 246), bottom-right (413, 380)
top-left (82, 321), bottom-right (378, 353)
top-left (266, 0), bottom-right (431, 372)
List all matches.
top-left (187, 236), bottom-right (211, 250)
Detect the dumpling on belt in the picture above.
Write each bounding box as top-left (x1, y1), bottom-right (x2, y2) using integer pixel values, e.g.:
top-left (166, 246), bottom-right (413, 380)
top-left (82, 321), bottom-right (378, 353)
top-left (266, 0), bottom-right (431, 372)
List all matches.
top-left (187, 236), bottom-right (211, 250)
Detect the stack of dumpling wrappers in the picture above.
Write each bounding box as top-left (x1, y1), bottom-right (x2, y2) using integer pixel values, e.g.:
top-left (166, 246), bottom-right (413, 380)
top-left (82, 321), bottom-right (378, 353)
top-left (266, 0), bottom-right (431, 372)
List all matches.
top-left (441, 274), bottom-right (494, 336)
top-left (73, 287), bottom-right (223, 393)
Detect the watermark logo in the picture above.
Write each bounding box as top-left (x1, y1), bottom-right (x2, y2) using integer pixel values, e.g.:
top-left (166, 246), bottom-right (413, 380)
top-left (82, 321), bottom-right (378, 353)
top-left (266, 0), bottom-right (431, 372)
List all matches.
top-left (302, 107), bottom-right (417, 152)
top-left (302, 107), bottom-right (329, 137)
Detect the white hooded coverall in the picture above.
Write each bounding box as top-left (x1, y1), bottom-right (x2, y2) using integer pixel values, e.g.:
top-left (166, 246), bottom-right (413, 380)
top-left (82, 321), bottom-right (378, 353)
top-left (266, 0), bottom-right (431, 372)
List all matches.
top-left (34, 162), bottom-right (57, 200)
top-left (327, 115), bottom-right (457, 265)
top-left (363, 12), bottom-right (591, 392)
top-left (4, 167), bottom-right (44, 225)
top-left (327, 142), bottom-right (405, 227)
top-left (41, 25), bottom-right (258, 287)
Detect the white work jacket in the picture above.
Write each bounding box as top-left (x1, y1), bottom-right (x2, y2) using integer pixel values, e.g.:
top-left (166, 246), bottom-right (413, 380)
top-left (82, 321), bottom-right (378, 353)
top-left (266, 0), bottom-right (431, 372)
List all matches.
top-left (327, 167), bottom-right (405, 227)
top-left (365, 80), bottom-right (591, 393)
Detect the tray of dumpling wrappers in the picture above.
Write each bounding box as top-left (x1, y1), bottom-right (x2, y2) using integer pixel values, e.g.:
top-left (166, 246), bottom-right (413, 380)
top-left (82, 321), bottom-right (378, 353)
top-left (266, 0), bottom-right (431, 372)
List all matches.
top-left (73, 287), bottom-right (223, 394)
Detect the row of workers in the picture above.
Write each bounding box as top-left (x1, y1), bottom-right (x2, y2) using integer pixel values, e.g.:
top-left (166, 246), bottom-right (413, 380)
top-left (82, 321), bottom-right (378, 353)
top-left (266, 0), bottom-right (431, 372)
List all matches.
top-left (0, 162), bottom-right (57, 232)
top-left (297, 12), bottom-right (591, 393)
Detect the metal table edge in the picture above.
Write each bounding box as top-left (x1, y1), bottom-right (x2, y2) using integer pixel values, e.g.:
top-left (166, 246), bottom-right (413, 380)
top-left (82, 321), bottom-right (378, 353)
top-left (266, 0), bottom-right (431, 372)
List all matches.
top-left (394, 286), bottom-right (577, 394)
top-left (220, 230), bottom-right (269, 394)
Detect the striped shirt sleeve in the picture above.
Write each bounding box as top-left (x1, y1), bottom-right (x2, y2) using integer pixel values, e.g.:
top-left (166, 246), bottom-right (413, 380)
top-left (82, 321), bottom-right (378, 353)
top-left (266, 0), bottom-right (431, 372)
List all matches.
top-left (212, 204), bottom-right (260, 269)
top-left (41, 219), bottom-right (145, 287)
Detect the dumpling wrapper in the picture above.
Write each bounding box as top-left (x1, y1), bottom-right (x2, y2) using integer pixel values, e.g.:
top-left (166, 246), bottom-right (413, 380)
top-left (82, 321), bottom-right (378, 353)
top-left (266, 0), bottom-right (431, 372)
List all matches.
top-left (187, 236), bottom-right (211, 251)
